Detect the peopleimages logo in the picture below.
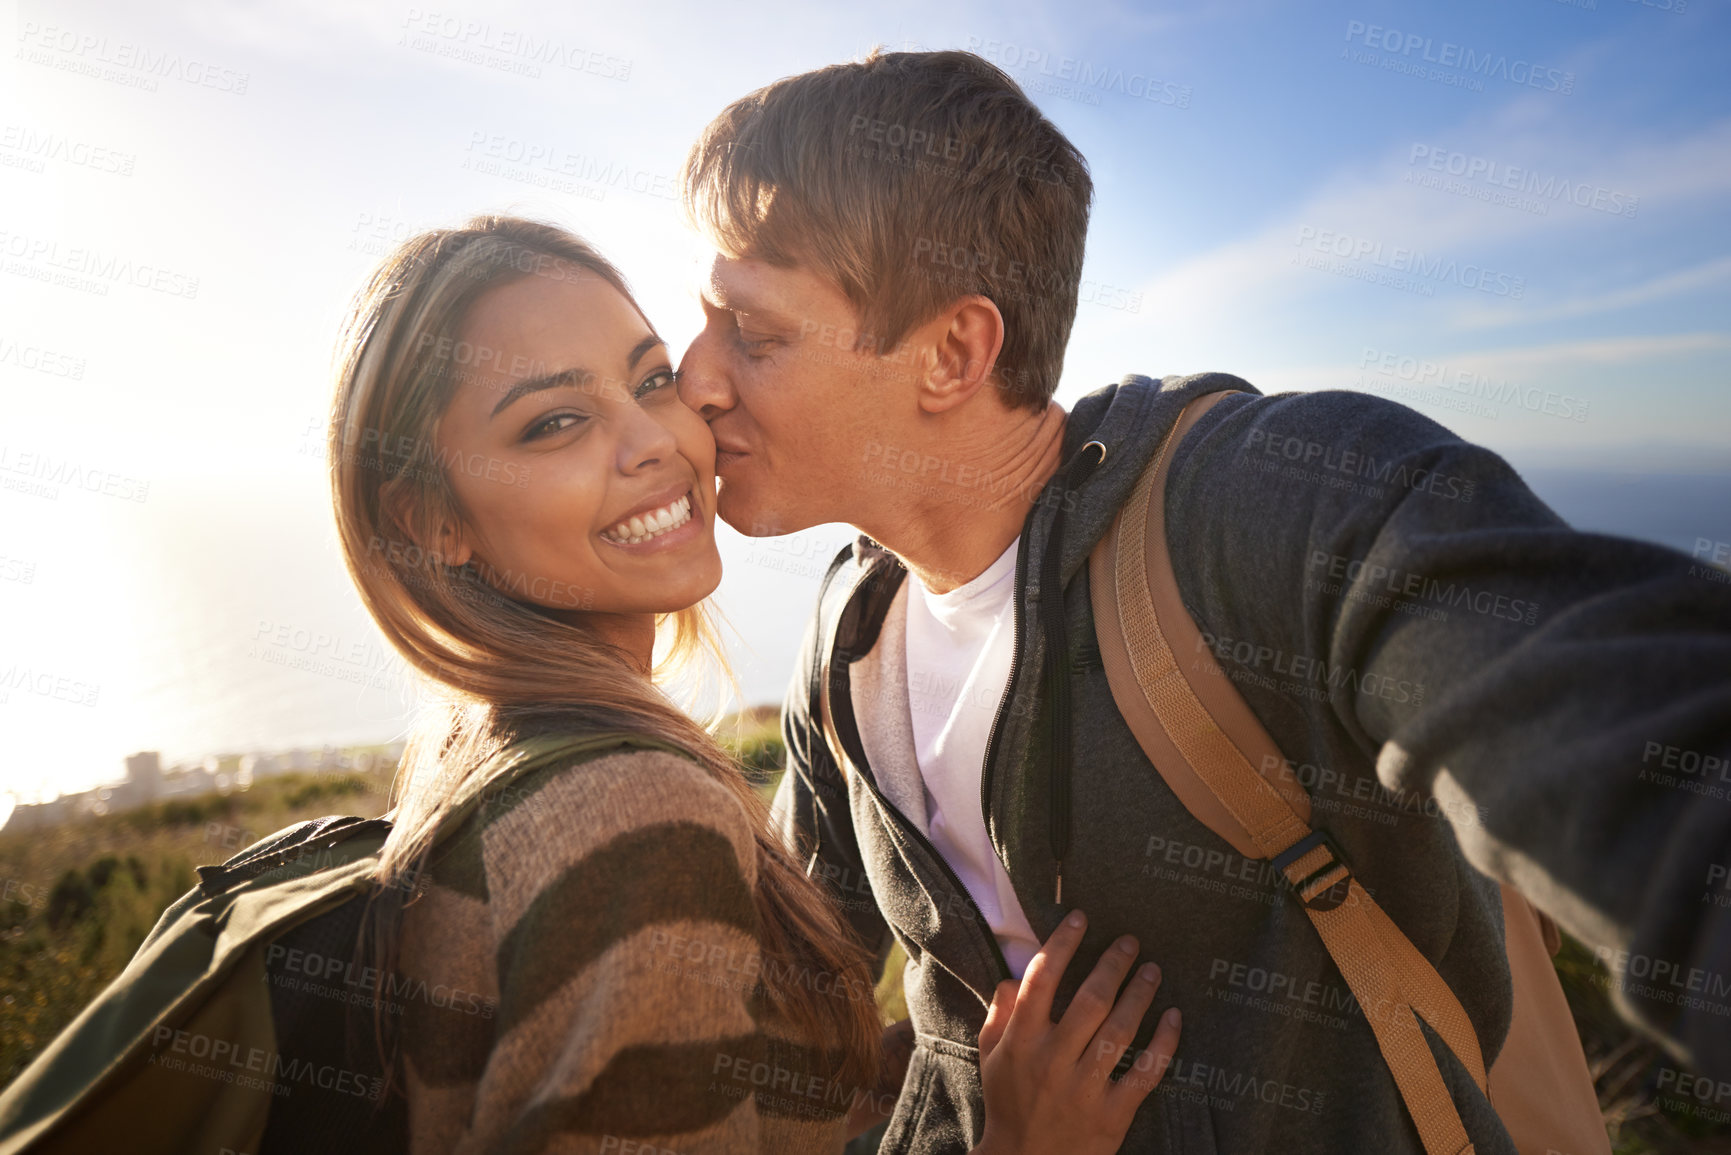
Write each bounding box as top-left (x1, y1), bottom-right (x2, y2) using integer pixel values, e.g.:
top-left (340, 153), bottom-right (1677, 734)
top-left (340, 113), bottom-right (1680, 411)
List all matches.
top-left (0, 334), bottom-right (86, 380)
top-left (1295, 226), bottom-right (1525, 299)
top-left (1342, 21), bottom-right (1575, 95)
top-left (1357, 346), bottom-right (1590, 424)
top-left (0, 124), bottom-right (136, 176)
top-left (0, 443), bottom-right (150, 503)
top-left (964, 36), bottom-right (1192, 108)
top-left (461, 131), bottom-right (676, 201)
top-left (0, 230), bottom-right (200, 300)
top-left (398, 9), bottom-right (631, 81)
top-left (14, 20), bottom-right (251, 95)
top-left (1407, 145), bottom-right (1638, 219)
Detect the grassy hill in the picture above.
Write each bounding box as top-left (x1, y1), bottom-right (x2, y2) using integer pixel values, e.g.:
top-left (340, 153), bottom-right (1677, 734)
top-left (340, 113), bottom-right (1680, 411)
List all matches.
top-left (1, 721), bottom-right (1725, 1152)
top-left (0, 765), bottom-right (390, 1082)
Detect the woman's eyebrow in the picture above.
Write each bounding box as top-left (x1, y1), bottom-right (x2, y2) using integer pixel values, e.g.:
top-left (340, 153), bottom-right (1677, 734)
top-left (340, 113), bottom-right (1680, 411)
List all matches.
top-left (625, 332), bottom-right (664, 371)
top-left (489, 366), bottom-right (595, 420)
top-left (488, 334), bottom-right (665, 421)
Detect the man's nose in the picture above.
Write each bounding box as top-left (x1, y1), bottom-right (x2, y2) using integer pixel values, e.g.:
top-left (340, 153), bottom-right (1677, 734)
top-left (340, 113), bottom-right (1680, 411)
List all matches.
top-left (676, 335), bottom-right (736, 421)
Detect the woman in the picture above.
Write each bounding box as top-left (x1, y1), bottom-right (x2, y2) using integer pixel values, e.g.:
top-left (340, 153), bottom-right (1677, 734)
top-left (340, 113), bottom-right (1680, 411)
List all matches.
top-left (328, 215), bottom-right (1181, 1153)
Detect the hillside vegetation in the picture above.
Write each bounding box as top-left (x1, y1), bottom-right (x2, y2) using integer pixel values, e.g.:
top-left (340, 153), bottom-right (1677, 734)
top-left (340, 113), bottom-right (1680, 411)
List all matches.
top-left (1, 720), bottom-right (1724, 1152)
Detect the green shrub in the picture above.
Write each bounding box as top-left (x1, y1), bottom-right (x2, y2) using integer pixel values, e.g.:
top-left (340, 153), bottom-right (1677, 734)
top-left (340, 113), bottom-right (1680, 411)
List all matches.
top-left (44, 870), bottom-right (93, 931)
top-left (9, 737), bottom-right (1731, 1153)
top-left (0, 770), bottom-right (391, 1083)
top-left (716, 709), bottom-right (786, 795)
top-left (282, 776), bottom-right (374, 810)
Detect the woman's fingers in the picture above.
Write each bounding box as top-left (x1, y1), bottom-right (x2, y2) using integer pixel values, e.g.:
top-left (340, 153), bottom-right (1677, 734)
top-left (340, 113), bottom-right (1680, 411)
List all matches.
top-left (1053, 934), bottom-right (1140, 1054)
top-left (1108, 1007), bottom-right (1183, 1115)
top-left (978, 980), bottom-right (1017, 1063)
top-left (1083, 961), bottom-right (1162, 1078)
top-left (972, 916), bottom-right (1182, 1155)
top-left (1010, 909), bottom-right (1088, 1033)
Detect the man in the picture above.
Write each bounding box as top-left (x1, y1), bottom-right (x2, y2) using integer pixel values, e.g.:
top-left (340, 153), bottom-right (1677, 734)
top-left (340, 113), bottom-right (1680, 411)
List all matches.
top-left (675, 50), bottom-right (1731, 1153)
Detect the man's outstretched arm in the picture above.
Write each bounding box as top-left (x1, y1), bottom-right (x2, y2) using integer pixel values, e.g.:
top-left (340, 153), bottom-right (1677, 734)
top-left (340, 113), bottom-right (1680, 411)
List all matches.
top-left (1166, 388), bottom-right (1731, 1078)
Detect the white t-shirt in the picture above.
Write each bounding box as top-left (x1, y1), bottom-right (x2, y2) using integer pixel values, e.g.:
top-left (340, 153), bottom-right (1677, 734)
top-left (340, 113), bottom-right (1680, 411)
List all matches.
top-left (904, 540), bottom-right (1042, 978)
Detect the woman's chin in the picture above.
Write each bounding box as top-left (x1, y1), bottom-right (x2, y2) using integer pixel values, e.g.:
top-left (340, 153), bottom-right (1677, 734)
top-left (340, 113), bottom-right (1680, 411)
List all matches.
top-left (680, 552), bottom-right (726, 606)
top-left (617, 555), bottom-right (725, 614)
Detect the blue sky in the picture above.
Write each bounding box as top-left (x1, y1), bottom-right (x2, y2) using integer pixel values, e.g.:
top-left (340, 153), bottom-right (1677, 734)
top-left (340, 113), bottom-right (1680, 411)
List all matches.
top-left (1, 0), bottom-right (1726, 806)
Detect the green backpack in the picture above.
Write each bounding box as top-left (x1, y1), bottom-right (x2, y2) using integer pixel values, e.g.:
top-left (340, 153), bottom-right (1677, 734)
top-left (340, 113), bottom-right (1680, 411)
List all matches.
top-left (0, 731), bottom-right (670, 1155)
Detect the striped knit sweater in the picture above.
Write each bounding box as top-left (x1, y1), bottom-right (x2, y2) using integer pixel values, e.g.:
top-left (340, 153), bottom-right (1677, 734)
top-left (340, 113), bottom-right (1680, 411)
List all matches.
top-left (393, 736), bottom-right (853, 1154)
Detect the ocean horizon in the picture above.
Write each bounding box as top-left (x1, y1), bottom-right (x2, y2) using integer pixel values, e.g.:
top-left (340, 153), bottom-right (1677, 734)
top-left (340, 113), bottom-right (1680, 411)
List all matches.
top-left (4, 449), bottom-right (1725, 820)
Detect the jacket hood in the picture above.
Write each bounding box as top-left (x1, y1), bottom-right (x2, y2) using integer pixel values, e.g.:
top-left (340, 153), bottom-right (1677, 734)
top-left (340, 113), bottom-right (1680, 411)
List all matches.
top-left (1050, 373), bottom-right (1261, 584)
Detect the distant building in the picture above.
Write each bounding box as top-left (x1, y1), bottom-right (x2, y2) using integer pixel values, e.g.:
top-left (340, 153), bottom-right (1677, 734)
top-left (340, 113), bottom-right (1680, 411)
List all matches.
top-left (125, 751), bottom-right (162, 799)
top-left (2, 796), bottom-right (69, 832)
top-left (1, 739), bottom-right (405, 833)
top-left (160, 764), bottom-right (214, 797)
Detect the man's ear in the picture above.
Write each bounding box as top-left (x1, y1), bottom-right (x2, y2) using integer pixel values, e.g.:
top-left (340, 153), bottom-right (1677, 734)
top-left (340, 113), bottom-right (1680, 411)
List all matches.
top-left (381, 477), bottom-right (474, 568)
top-left (916, 295), bottom-right (1005, 415)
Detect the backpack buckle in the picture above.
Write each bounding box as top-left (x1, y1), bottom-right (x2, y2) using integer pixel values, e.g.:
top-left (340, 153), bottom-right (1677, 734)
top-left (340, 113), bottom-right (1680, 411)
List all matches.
top-left (1272, 829), bottom-right (1353, 912)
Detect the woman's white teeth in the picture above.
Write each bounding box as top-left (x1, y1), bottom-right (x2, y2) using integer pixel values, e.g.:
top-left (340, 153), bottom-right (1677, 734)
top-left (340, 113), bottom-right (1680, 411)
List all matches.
top-left (605, 494), bottom-right (692, 545)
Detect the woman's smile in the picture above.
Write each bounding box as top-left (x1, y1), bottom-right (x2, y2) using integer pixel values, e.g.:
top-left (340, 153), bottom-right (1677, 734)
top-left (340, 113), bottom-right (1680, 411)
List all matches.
top-left (423, 260), bottom-right (724, 627)
top-left (598, 486), bottom-right (701, 551)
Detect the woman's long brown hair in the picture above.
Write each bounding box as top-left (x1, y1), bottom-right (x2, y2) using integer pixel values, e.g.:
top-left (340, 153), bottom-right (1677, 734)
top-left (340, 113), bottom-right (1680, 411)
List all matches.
top-left (328, 215), bottom-right (880, 1098)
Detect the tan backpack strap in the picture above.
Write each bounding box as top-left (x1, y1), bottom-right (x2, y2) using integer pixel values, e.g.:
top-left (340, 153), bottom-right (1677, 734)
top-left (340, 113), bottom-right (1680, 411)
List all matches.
top-left (1090, 391), bottom-right (1487, 1155)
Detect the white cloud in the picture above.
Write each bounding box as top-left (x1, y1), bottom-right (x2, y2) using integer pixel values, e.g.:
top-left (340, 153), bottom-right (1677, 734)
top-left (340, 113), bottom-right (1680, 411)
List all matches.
top-left (1256, 330), bottom-right (1731, 395)
top-left (1129, 115), bottom-right (1731, 343)
top-left (1451, 253), bottom-right (1731, 329)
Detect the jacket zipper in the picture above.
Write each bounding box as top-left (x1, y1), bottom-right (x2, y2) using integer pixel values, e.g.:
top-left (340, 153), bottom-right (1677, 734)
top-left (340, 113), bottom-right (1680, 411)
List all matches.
top-left (979, 512), bottom-right (1038, 871)
top-left (836, 559), bottom-right (1012, 987)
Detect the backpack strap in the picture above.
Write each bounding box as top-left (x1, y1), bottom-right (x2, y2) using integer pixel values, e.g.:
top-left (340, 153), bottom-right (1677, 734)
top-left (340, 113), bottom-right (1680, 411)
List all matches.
top-left (1089, 391), bottom-right (1486, 1155)
top-left (195, 816), bottom-right (394, 897)
top-left (433, 731), bottom-right (686, 845)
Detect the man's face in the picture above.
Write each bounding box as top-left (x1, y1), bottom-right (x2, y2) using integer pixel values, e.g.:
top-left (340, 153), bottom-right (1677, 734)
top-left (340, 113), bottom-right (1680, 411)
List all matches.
top-left (677, 252), bottom-right (921, 536)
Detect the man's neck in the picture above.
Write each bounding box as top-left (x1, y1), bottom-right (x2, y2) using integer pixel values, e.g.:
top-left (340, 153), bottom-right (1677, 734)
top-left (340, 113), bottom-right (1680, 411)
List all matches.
top-left (859, 402), bottom-right (1068, 594)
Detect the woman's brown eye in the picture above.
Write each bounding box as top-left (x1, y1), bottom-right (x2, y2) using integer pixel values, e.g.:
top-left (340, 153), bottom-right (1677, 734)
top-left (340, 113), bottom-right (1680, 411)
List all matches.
top-left (633, 370), bottom-right (678, 400)
top-left (526, 413), bottom-right (584, 440)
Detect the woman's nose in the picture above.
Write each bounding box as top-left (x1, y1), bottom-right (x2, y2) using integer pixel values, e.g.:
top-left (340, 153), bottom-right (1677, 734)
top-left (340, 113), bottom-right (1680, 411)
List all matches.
top-left (617, 401), bottom-right (679, 474)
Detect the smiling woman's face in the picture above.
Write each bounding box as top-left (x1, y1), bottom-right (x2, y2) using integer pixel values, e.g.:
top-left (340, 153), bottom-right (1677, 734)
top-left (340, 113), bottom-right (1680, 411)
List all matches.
top-left (428, 262), bottom-right (721, 622)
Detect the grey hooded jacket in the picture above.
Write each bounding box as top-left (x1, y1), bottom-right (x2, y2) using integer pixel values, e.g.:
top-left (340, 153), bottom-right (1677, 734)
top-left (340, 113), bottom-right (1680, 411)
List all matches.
top-left (771, 373), bottom-right (1731, 1153)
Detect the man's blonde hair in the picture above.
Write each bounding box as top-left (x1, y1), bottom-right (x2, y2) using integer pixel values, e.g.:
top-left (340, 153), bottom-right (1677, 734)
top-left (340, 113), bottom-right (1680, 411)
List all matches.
top-left (682, 49), bottom-right (1093, 409)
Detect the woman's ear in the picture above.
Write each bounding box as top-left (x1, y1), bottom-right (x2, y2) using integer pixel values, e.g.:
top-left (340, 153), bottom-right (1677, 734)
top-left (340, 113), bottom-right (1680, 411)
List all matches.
top-left (382, 477), bottom-right (474, 568)
top-left (917, 294), bottom-right (1005, 415)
